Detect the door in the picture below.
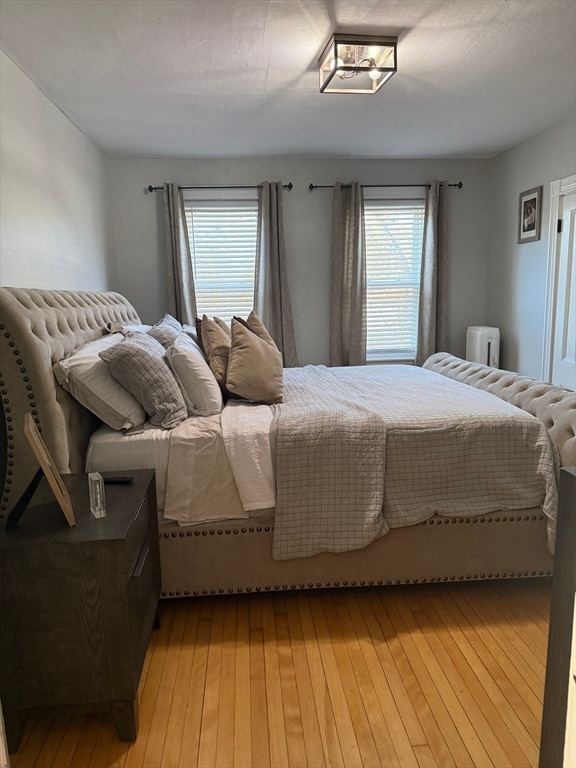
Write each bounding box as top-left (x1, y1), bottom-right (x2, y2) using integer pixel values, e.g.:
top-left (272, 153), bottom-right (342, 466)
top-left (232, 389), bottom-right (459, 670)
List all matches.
top-left (543, 176), bottom-right (576, 390)
top-left (552, 192), bottom-right (576, 388)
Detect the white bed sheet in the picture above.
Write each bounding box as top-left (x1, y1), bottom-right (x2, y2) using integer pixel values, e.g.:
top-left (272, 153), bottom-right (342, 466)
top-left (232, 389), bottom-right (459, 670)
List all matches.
top-left (86, 423), bottom-right (172, 511)
top-left (85, 416), bottom-right (274, 523)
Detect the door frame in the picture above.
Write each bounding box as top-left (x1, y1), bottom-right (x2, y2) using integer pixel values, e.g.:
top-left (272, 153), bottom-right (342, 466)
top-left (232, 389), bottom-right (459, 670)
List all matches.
top-left (541, 173), bottom-right (576, 382)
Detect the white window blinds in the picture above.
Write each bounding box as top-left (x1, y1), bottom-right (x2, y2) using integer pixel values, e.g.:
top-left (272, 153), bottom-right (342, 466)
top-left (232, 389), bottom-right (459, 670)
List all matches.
top-left (183, 194), bottom-right (258, 319)
top-left (364, 197), bottom-right (425, 362)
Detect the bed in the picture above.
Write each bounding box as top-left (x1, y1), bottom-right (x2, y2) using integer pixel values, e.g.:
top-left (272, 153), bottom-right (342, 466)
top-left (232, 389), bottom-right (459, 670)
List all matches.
top-left (1, 286), bottom-right (574, 598)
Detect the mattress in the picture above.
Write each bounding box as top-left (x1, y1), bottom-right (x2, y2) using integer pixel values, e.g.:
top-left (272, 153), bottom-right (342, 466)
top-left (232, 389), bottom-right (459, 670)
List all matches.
top-left (86, 424), bottom-right (171, 511)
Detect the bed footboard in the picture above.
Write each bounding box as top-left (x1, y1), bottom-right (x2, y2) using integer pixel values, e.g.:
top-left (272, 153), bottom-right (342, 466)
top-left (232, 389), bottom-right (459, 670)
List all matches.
top-left (423, 352), bottom-right (575, 467)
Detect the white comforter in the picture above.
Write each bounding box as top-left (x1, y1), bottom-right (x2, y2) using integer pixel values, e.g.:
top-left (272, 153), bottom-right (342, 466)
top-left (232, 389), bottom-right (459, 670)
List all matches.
top-left (266, 365), bottom-right (558, 559)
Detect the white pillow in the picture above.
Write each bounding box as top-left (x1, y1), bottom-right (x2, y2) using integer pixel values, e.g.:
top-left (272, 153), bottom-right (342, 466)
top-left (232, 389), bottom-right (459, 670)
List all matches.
top-left (53, 334), bottom-right (147, 431)
top-left (166, 334), bottom-right (224, 416)
top-left (100, 332), bottom-right (188, 429)
top-left (182, 324), bottom-right (199, 343)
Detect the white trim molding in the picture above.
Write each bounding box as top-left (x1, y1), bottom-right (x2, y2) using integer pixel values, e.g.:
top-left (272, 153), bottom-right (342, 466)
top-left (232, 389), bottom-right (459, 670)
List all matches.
top-left (542, 174), bottom-right (576, 382)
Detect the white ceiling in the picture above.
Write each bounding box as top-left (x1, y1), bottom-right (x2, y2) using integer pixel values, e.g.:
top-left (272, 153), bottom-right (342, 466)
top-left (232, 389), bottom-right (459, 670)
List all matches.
top-left (1, 0), bottom-right (575, 159)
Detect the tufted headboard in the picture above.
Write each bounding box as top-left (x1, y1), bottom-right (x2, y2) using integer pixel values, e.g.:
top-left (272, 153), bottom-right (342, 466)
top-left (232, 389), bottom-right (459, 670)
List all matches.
top-left (424, 352), bottom-right (576, 467)
top-left (0, 287), bottom-right (140, 523)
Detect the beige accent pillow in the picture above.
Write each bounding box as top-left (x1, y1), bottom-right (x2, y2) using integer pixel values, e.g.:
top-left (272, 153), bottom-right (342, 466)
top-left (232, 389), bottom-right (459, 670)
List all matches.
top-left (194, 317), bottom-right (205, 353)
top-left (201, 315), bottom-right (232, 388)
top-left (166, 333), bottom-right (224, 416)
top-left (243, 311), bottom-right (275, 345)
top-left (214, 316), bottom-right (231, 336)
top-left (226, 318), bottom-right (283, 404)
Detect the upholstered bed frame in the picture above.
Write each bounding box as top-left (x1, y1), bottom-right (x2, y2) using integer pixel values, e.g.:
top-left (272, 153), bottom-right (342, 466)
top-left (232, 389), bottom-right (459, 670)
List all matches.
top-left (1, 287), bottom-right (575, 598)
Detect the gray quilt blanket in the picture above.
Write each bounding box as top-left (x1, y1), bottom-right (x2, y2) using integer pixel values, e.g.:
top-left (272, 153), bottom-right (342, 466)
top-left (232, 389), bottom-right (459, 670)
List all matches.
top-left (271, 365), bottom-right (559, 561)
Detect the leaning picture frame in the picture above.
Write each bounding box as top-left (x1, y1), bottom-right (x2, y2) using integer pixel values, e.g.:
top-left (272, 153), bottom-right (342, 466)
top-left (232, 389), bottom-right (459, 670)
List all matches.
top-left (23, 413), bottom-right (75, 526)
top-left (518, 186), bottom-right (542, 244)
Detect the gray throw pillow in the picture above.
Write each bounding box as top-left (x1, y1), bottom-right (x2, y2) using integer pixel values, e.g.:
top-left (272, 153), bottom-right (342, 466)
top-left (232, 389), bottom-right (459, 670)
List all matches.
top-left (147, 313), bottom-right (183, 348)
top-left (100, 332), bottom-right (187, 429)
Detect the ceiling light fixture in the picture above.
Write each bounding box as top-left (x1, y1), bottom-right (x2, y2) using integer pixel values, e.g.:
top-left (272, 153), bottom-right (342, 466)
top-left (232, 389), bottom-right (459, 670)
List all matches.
top-left (318, 33), bottom-right (398, 94)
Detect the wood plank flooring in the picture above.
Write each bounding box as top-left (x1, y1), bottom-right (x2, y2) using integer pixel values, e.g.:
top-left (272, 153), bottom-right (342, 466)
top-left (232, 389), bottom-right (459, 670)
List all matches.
top-left (10, 578), bottom-right (551, 768)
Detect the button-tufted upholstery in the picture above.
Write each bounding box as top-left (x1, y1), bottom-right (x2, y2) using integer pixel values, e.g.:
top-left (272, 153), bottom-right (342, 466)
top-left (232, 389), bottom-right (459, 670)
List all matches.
top-left (0, 287), bottom-right (140, 520)
top-left (424, 352), bottom-right (576, 468)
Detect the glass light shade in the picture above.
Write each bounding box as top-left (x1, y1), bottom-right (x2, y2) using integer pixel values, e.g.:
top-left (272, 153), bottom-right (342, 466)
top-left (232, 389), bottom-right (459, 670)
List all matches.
top-left (319, 34), bottom-right (398, 94)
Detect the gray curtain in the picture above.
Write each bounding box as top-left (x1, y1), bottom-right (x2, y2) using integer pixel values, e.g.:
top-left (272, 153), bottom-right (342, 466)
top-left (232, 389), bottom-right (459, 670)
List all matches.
top-left (254, 181), bottom-right (299, 367)
top-left (416, 181), bottom-right (448, 366)
top-left (330, 181), bottom-right (366, 366)
top-left (163, 182), bottom-right (197, 324)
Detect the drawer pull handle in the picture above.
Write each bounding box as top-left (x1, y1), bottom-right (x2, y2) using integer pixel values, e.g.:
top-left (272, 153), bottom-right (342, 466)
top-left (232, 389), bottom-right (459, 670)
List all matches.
top-left (133, 546), bottom-right (149, 578)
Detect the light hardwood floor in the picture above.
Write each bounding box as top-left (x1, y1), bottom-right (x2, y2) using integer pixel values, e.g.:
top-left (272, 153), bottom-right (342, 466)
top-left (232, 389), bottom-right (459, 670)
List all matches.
top-left (10, 579), bottom-right (551, 768)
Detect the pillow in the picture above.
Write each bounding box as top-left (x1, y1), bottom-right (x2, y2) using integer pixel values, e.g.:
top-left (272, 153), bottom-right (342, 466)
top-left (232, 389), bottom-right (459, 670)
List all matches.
top-left (226, 318), bottom-right (283, 404)
top-left (147, 313), bottom-right (183, 348)
top-left (99, 333), bottom-right (187, 429)
top-left (194, 317), bottom-right (205, 353)
top-left (241, 311), bottom-right (276, 346)
top-left (200, 315), bottom-right (232, 388)
top-left (214, 316), bottom-right (231, 337)
top-left (53, 334), bottom-right (147, 431)
top-left (182, 323), bottom-right (200, 344)
top-left (166, 334), bottom-right (224, 416)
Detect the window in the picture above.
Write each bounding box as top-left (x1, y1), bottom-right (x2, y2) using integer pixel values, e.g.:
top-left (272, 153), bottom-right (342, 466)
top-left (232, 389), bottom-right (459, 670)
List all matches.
top-left (183, 190), bottom-right (258, 319)
top-left (364, 189), bottom-right (426, 362)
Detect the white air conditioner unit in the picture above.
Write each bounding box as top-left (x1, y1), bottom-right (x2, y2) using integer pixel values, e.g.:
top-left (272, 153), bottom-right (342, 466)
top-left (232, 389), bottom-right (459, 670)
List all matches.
top-left (466, 326), bottom-right (500, 367)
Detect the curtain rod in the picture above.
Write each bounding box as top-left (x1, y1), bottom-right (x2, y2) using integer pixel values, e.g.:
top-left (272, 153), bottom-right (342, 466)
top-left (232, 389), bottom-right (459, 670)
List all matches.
top-left (147, 183), bottom-right (293, 192)
top-left (308, 181), bottom-right (463, 191)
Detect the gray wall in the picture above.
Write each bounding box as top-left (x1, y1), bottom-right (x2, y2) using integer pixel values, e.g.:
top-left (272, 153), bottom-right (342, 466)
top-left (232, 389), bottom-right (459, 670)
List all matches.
top-left (109, 157), bottom-right (489, 365)
top-left (0, 52), bottom-right (116, 290)
top-left (486, 114), bottom-right (576, 377)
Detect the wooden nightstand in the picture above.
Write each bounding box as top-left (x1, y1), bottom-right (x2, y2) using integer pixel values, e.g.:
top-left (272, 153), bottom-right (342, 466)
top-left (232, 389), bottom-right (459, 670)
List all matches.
top-left (0, 468), bottom-right (161, 754)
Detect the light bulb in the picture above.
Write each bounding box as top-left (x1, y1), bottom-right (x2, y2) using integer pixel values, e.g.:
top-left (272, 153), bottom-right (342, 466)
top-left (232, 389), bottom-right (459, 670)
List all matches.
top-left (368, 67), bottom-right (382, 81)
top-left (331, 57), bottom-right (344, 71)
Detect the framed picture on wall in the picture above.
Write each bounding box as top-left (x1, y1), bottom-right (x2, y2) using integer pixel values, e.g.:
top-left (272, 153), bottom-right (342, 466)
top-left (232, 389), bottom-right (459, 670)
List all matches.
top-left (517, 186), bottom-right (542, 244)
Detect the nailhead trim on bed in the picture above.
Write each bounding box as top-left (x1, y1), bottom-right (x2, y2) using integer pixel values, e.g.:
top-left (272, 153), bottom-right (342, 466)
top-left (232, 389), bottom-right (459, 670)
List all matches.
top-left (0, 288), bottom-right (141, 517)
top-left (159, 569), bottom-right (553, 598)
top-left (0, 325), bottom-right (44, 519)
top-left (157, 512), bottom-right (552, 597)
top-left (158, 513), bottom-right (546, 540)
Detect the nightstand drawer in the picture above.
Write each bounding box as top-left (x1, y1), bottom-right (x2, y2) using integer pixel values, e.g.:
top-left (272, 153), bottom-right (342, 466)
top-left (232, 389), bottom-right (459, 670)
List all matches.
top-left (128, 538), bottom-right (157, 677)
top-left (125, 495), bottom-right (150, 577)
